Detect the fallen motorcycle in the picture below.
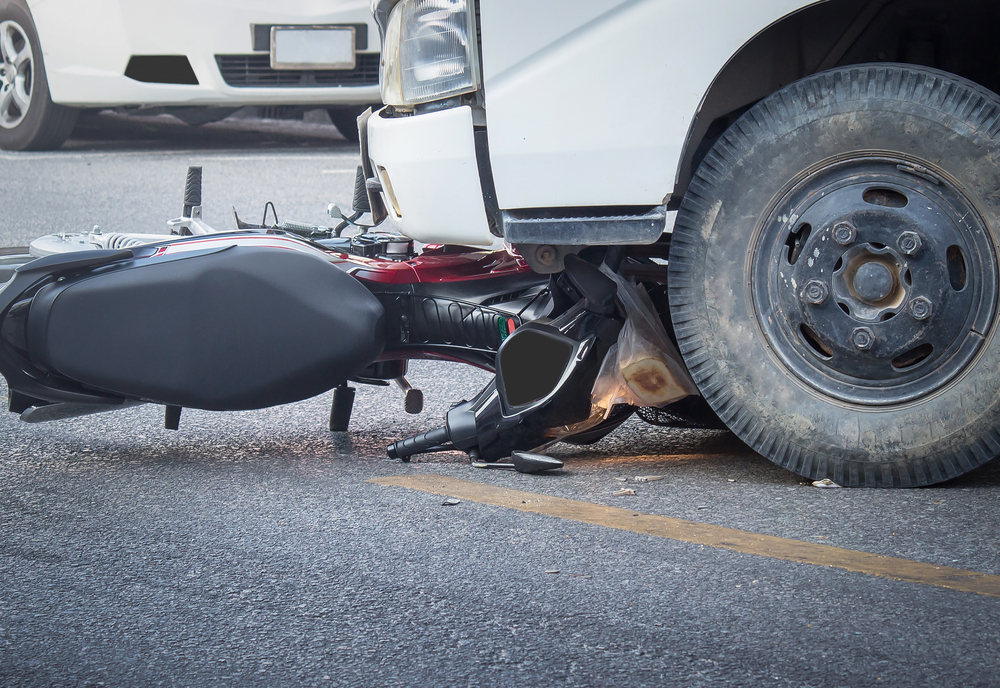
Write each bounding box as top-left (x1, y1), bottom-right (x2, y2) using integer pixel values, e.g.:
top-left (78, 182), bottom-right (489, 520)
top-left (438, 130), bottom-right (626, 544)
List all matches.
top-left (0, 167), bottom-right (718, 470)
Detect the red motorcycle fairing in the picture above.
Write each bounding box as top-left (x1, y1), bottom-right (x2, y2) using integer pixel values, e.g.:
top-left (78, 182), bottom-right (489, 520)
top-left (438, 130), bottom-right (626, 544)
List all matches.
top-left (357, 249), bottom-right (551, 372)
top-left (140, 231), bottom-right (532, 284)
top-left (346, 244), bottom-right (530, 284)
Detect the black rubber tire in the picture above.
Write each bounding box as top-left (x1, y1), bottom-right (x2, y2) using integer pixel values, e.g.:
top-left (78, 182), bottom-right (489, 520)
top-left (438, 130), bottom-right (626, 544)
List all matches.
top-left (327, 106), bottom-right (366, 143)
top-left (668, 64), bottom-right (1000, 487)
top-left (0, 0), bottom-right (77, 151)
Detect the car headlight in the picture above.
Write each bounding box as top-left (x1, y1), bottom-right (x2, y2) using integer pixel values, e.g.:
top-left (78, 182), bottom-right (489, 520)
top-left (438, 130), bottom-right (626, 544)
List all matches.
top-left (380, 0), bottom-right (480, 107)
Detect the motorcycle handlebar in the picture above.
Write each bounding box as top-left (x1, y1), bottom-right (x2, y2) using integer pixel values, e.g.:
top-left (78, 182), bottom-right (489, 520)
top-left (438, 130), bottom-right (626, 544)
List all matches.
top-left (386, 426), bottom-right (451, 461)
top-left (183, 166), bottom-right (202, 215)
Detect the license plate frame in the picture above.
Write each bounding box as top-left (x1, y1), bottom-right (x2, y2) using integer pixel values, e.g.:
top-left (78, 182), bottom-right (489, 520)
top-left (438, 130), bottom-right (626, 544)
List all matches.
top-left (270, 25), bottom-right (356, 70)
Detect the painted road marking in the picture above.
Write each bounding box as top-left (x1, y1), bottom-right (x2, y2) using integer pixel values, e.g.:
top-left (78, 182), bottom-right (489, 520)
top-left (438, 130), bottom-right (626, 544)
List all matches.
top-left (371, 474), bottom-right (1000, 598)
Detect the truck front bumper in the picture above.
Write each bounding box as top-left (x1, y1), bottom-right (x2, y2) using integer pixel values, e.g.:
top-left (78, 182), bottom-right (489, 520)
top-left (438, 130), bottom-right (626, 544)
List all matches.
top-left (367, 105), bottom-right (495, 247)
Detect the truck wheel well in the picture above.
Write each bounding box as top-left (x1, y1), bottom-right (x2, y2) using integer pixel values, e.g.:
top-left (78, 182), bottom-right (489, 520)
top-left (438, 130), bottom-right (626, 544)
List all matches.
top-left (675, 0), bottom-right (1000, 205)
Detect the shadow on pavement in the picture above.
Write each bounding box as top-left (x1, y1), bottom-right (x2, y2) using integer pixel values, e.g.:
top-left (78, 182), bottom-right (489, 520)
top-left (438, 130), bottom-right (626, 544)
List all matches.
top-left (62, 110), bottom-right (359, 153)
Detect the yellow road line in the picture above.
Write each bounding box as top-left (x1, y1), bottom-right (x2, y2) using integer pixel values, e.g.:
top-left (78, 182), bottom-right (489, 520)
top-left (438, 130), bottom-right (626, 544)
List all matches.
top-left (371, 474), bottom-right (1000, 598)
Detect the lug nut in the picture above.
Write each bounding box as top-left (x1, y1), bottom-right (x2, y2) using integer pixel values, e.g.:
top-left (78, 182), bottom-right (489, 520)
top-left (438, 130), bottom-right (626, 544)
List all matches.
top-left (851, 327), bottom-right (875, 351)
top-left (908, 296), bottom-right (933, 321)
top-left (833, 222), bottom-right (856, 245)
top-left (897, 231), bottom-right (922, 256)
top-left (802, 280), bottom-right (828, 305)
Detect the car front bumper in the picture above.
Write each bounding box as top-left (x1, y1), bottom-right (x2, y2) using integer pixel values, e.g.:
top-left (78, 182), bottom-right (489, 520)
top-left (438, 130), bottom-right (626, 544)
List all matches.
top-left (367, 105), bottom-right (494, 247)
top-left (30, 0), bottom-right (381, 108)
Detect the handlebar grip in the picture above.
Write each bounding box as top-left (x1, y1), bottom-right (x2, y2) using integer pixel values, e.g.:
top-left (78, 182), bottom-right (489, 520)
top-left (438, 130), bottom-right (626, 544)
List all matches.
top-left (183, 166), bottom-right (203, 213)
top-left (352, 165), bottom-right (371, 214)
top-left (387, 426), bottom-right (451, 461)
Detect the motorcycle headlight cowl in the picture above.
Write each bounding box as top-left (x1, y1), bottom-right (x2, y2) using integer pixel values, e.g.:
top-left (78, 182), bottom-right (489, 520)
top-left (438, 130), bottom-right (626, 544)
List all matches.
top-left (380, 0), bottom-right (481, 107)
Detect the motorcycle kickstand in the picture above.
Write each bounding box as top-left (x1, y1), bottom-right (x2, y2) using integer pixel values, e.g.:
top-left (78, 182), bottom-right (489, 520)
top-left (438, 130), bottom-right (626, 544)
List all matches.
top-left (329, 383), bottom-right (356, 432)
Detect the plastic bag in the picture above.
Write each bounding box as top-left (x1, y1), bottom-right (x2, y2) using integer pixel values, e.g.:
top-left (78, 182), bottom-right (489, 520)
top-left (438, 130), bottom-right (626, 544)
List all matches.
top-left (591, 267), bottom-right (699, 419)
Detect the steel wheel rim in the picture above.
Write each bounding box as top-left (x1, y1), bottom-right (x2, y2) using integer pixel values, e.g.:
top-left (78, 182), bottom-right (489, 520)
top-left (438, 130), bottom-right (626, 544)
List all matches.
top-left (751, 155), bottom-right (998, 406)
top-left (0, 20), bottom-right (33, 129)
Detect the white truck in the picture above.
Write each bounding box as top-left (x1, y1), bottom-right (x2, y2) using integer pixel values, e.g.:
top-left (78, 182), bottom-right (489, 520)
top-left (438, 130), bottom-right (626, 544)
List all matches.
top-left (363, 0), bottom-right (1000, 486)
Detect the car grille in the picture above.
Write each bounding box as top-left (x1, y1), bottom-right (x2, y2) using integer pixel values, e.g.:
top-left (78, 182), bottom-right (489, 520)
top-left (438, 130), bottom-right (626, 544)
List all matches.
top-left (215, 53), bottom-right (380, 88)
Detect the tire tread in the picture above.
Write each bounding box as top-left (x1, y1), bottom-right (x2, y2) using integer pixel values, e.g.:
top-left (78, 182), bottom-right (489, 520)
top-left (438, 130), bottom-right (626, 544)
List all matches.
top-left (668, 63), bottom-right (1000, 487)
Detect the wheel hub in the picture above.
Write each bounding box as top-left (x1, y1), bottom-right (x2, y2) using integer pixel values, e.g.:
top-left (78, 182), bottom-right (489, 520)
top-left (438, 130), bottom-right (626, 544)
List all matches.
top-left (853, 261), bottom-right (893, 303)
top-left (0, 19), bottom-right (33, 129)
top-left (832, 244), bottom-right (909, 321)
top-left (753, 157), bottom-right (997, 406)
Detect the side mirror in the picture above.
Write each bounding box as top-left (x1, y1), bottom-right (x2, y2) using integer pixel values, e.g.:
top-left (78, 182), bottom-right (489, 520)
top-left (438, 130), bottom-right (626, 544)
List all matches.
top-left (327, 203), bottom-right (345, 221)
top-left (471, 451), bottom-right (564, 473)
top-left (511, 451), bottom-right (564, 474)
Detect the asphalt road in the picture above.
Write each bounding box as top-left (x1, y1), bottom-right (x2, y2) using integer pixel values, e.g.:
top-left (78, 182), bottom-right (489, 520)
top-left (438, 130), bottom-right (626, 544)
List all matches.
top-left (0, 111), bottom-right (361, 247)
top-left (2, 113), bottom-right (1000, 687)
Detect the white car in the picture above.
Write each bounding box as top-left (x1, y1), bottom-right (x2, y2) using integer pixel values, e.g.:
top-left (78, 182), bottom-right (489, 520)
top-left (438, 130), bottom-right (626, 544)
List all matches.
top-left (364, 0), bottom-right (1000, 486)
top-left (0, 0), bottom-right (381, 150)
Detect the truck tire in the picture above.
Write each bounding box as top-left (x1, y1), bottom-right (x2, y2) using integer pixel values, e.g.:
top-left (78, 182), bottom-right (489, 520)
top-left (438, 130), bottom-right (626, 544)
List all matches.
top-left (668, 64), bottom-right (1000, 487)
top-left (0, 0), bottom-right (77, 151)
top-left (327, 107), bottom-right (363, 143)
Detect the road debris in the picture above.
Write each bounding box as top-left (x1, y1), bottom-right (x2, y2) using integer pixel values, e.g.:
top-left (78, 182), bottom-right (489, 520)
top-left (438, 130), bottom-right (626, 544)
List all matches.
top-left (615, 477), bottom-right (629, 482)
top-left (727, 479), bottom-right (736, 482)
top-left (812, 478), bottom-right (841, 489)
top-left (697, 505), bottom-right (709, 510)
top-left (441, 497), bottom-right (461, 506)
top-left (545, 569), bottom-right (560, 574)
top-left (634, 475), bottom-right (663, 482)
top-left (612, 488), bottom-right (636, 497)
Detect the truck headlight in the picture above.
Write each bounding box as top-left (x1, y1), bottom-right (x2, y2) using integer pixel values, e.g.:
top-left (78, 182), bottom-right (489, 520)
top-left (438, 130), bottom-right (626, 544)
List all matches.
top-left (380, 0), bottom-right (480, 107)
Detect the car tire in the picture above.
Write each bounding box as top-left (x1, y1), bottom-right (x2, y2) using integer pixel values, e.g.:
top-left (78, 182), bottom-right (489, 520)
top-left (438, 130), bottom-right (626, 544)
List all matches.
top-left (668, 64), bottom-right (1000, 487)
top-left (0, 0), bottom-right (77, 151)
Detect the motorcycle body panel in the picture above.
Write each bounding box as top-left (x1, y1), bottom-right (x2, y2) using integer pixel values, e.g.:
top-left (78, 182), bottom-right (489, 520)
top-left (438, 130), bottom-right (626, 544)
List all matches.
top-left (1, 242), bottom-right (387, 411)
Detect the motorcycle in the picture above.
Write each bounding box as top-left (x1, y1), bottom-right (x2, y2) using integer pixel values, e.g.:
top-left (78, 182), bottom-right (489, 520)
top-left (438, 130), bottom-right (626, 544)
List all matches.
top-left (0, 166), bottom-right (720, 472)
